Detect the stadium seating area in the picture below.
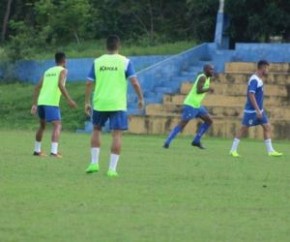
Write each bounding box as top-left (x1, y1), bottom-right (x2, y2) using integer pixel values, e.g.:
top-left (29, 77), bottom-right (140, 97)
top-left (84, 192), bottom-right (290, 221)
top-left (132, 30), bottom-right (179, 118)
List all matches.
top-left (129, 62), bottom-right (290, 139)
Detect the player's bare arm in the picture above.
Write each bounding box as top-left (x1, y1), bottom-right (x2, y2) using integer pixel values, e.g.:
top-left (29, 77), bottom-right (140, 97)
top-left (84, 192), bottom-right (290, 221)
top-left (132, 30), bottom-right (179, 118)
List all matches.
top-left (58, 69), bottom-right (77, 108)
top-left (31, 77), bottom-right (43, 115)
top-left (130, 76), bottom-right (144, 110)
top-left (248, 92), bottom-right (262, 119)
top-left (84, 81), bottom-right (93, 116)
top-left (196, 76), bottom-right (213, 94)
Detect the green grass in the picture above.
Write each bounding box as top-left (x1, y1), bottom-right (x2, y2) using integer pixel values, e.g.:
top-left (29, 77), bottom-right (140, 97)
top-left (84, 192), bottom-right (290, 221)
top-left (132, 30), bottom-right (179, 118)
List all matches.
top-left (0, 82), bottom-right (87, 130)
top-left (0, 40), bottom-right (196, 60)
top-left (18, 40), bottom-right (197, 60)
top-left (1, 130), bottom-right (290, 242)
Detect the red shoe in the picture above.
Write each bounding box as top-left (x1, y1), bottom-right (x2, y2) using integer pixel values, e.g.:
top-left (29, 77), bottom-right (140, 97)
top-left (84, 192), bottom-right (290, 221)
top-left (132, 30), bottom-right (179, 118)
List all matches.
top-left (33, 151), bottom-right (47, 157)
top-left (50, 152), bottom-right (62, 158)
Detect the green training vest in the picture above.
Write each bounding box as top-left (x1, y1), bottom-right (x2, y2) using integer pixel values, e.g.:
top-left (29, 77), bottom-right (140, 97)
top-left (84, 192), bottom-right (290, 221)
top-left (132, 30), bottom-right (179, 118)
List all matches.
top-left (183, 73), bottom-right (211, 108)
top-left (37, 66), bottom-right (65, 106)
top-left (93, 54), bottom-right (127, 111)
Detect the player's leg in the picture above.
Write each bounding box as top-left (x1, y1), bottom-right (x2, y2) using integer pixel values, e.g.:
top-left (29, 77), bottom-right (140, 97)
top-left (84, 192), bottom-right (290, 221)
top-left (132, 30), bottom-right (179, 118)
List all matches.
top-left (33, 105), bottom-right (46, 156)
top-left (261, 117), bottom-right (282, 157)
top-left (192, 107), bottom-right (212, 149)
top-left (50, 120), bottom-right (62, 157)
top-left (163, 105), bottom-right (193, 148)
top-left (86, 111), bottom-right (108, 173)
top-left (229, 112), bottom-right (252, 157)
top-left (107, 111), bottom-right (128, 177)
top-left (163, 120), bottom-right (188, 148)
top-left (229, 125), bottom-right (248, 157)
top-left (33, 119), bottom-right (46, 156)
top-left (107, 130), bottom-right (122, 177)
top-left (86, 125), bottom-right (102, 172)
top-left (46, 106), bottom-right (62, 157)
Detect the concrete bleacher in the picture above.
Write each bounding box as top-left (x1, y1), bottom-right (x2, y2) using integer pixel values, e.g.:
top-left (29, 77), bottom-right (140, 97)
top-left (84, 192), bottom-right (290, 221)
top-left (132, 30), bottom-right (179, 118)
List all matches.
top-left (128, 62), bottom-right (290, 139)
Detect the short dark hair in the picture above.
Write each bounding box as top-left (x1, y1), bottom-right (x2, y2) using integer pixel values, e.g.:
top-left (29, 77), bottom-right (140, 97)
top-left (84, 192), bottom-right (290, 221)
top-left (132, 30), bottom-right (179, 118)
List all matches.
top-left (257, 60), bottom-right (269, 69)
top-left (106, 35), bottom-right (120, 51)
top-left (55, 52), bottom-right (66, 64)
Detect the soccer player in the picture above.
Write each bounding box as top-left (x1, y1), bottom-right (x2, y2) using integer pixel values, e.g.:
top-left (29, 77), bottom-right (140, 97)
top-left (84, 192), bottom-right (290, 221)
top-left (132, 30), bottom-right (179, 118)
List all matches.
top-left (31, 52), bottom-right (77, 157)
top-left (84, 35), bottom-right (144, 177)
top-left (163, 64), bottom-right (215, 149)
top-left (229, 60), bottom-right (282, 157)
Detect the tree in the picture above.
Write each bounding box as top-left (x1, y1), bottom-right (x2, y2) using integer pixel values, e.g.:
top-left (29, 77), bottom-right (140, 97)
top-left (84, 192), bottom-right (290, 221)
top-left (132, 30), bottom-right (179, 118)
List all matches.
top-left (225, 0), bottom-right (290, 43)
top-left (1, 0), bottom-right (13, 42)
top-left (186, 0), bottom-right (219, 42)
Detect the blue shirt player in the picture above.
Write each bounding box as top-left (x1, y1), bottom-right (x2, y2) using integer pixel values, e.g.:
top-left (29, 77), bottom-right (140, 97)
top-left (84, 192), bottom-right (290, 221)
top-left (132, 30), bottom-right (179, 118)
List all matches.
top-left (229, 60), bottom-right (282, 157)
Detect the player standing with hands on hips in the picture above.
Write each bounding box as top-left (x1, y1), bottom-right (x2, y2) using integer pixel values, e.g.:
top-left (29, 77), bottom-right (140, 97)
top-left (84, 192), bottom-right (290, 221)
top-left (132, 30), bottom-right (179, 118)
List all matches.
top-left (85, 35), bottom-right (144, 177)
top-left (229, 60), bottom-right (283, 157)
top-left (31, 52), bottom-right (77, 157)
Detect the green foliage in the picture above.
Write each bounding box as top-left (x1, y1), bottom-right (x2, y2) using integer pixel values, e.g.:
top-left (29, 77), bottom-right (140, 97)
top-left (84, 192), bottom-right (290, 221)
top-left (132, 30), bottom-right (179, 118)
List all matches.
top-left (7, 40), bottom-right (196, 59)
top-left (186, 0), bottom-right (220, 42)
top-left (6, 20), bottom-right (36, 61)
top-left (1, 131), bottom-right (290, 241)
top-left (2, 0), bottom-right (290, 61)
top-left (226, 0), bottom-right (290, 43)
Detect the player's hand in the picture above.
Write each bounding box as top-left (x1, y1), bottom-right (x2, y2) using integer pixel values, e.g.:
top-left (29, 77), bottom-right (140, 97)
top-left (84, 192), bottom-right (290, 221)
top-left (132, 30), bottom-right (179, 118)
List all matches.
top-left (138, 98), bottom-right (144, 110)
top-left (31, 105), bottom-right (37, 115)
top-left (68, 99), bottom-right (77, 108)
top-left (85, 103), bottom-right (91, 117)
top-left (256, 110), bottom-right (263, 119)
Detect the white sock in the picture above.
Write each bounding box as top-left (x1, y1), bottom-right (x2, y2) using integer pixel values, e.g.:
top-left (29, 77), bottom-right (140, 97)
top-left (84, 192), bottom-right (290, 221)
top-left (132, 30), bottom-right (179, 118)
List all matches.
top-left (109, 154), bottom-right (119, 172)
top-left (91, 148), bottom-right (100, 164)
top-left (264, 139), bottom-right (274, 153)
top-left (34, 141), bottom-right (41, 153)
top-left (230, 138), bottom-right (240, 152)
top-left (51, 142), bottom-right (58, 154)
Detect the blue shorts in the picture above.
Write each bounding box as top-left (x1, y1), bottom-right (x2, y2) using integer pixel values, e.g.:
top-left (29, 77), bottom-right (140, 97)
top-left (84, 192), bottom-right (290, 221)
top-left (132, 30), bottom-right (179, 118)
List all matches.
top-left (242, 111), bottom-right (268, 126)
top-left (181, 105), bottom-right (208, 121)
top-left (38, 105), bottom-right (61, 122)
top-left (92, 110), bottom-right (128, 130)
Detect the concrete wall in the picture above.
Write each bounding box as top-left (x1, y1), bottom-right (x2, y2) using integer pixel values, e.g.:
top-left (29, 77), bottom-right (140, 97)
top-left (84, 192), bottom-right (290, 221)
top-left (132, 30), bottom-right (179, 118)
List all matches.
top-left (12, 55), bottom-right (170, 83)
top-left (232, 43), bottom-right (290, 62)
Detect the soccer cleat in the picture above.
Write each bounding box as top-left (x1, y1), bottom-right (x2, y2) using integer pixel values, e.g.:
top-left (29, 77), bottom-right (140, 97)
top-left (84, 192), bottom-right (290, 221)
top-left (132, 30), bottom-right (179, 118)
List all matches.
top-left (50, 152), bottom-right (62, 158)
top-left (85, 163), bottom-right (99, 173)
top-left (268, 151), bottom-right (283, 157)
top-left (106, 170), bottom-right (118, 177)
top-left (229, 151), bottom-right (240, 157)
top-left (163, 143), bottom-right (169, 149)
top-left (33, 151), bottom-right (47, 157)
top-left (191, 141), bottom-right (205, 149)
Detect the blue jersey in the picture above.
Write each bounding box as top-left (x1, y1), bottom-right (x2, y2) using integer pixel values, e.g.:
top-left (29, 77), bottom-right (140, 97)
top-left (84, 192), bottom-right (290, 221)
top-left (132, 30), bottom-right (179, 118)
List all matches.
top-left (87, 55), bottom-right (136, 81)
top-left (244, 74), bottom-right (264, 113)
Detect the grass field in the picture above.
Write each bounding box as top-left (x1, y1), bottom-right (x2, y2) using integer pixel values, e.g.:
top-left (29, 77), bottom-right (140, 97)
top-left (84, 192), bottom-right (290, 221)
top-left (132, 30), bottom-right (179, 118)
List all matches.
top-left (1, 130), bottom-right (290, 242)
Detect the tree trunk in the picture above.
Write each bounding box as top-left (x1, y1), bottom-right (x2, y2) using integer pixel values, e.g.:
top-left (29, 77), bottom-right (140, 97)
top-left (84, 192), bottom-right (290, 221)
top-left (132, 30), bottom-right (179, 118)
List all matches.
top-left (1, 0), bottom-right (13, 42)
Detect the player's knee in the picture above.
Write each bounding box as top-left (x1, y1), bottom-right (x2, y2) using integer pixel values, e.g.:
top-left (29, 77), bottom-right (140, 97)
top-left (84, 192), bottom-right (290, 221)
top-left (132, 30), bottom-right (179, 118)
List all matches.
top-left (206, 118), bottom-right (213, 125)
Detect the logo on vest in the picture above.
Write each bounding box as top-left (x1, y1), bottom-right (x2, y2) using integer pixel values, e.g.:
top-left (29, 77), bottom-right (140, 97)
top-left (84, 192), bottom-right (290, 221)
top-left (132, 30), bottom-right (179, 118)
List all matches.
top-left (99, 66), bottom-right (118, 71)
top-left (45, 73), bottom-right (57, 77)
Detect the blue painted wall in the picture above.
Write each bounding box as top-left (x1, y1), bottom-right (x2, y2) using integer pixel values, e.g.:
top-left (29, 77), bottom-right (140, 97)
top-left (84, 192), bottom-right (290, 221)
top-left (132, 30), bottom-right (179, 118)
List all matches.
top-left (232, 43), bottom-right (290, 62)
top-left (13, 55), bottom-right (170, 83)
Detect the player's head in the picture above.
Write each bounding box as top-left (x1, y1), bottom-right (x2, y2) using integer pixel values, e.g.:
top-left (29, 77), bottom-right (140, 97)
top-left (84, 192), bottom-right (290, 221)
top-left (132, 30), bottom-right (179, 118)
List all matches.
top-left (203, 64), bottom-right (214, 77)
top-left (257, 60), bottom-right (269, 76)
top-left (106, 35), bottom-right (120, 52)
top-left (55, 52), bottom-right (66, 66)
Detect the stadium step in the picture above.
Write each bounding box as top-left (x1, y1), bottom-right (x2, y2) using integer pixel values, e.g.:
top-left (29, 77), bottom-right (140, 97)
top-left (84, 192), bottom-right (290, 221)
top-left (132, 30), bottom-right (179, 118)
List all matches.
top-left (225, 62), bottom-right (290, 74)
top-left (180, 82), bottom-right (288, 97)
top-left (126, 61), bottom-right (290, 139)
top-left (128, 115), bottom-right (290, 139)
top-left (163, 94), bottom-right (288, 107)
top-left (217, 73), bottom-right (290, 85)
